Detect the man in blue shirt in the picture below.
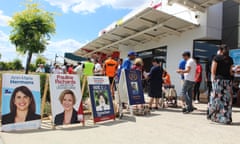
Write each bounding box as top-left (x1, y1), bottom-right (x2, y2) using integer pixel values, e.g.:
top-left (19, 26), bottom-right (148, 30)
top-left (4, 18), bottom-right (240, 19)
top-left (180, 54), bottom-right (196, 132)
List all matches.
top-left (178, 59), bottom-right (186, 80)
top-left (122, 51), bottom-right (137, 70)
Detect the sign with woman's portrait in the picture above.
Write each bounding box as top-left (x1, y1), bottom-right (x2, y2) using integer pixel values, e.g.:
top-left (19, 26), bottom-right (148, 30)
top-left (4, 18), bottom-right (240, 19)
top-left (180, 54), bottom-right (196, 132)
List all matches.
top-left (1, 74), bottom-right (41, 131)
top-left (49, 74), bottom-right (83, 126)
top-left (88, 76), bottom-right (115, 123)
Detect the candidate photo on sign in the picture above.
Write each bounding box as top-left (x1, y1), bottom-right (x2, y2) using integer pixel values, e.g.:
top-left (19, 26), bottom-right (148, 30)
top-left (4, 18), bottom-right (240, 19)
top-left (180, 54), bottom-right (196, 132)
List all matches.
top-left (131, 82), bottom-right (139, 95)
top-left (95, 92), bottom-right (110, 111)
top-left (2, 86), bottom-right (41, 125)
top-left (54, 89), bottom-right (80, 125)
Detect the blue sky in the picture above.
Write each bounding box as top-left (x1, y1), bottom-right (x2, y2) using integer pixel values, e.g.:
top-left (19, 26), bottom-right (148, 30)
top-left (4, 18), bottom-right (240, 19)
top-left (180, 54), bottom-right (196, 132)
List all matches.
top-left (0, 0), bottom-right (149, 65)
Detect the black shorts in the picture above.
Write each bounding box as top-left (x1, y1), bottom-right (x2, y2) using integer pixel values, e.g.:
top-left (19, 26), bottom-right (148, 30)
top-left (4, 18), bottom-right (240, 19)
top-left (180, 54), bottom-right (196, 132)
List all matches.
top-left (109, 77), bottom-right (114, 85)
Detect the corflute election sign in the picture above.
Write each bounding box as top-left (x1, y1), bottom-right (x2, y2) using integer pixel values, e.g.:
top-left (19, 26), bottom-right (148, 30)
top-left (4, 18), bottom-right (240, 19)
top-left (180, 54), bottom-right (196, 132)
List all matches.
top-left (49, 74), bottom-right (83, 126)
top-left (1, 74), bottom-right (41, 131)
top-left (88, 76), bottom-right (115, 123)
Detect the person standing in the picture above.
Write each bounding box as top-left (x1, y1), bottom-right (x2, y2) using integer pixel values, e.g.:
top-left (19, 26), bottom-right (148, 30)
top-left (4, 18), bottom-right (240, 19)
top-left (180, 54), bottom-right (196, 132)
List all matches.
top-left (122, 51), bottom-right (137, 70)
top-left (177, 59), bottom-right (186, 108)
top-left (177, 51), bottom-right (196, 113)
top-left (145, 59), bottom-right (163, 110)
top-left (36, 64), bottom-right (45, 73)
top-left (67, 64), bottom-right (74, 74)
top-left (178, 59), bottom-right (186, 82)
top-left (208, 46), bottom-right (233, 124)
top-left (52, 64), bottom-right (63, 74)
top-left (83, 58), bottom-right (95, 77)
top-left (103, 56), bottom-right (118, 97)
top-left (74, 62), bottom-right (83, 78)
top-left (193, 57), bottom-right (202, 104)
top-left (94, 60), bottom-right (103, 76)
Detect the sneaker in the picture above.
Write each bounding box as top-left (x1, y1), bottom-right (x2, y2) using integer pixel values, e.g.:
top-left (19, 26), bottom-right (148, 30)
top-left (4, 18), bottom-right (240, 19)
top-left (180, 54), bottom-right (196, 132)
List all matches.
top-left (182, 108), bottom-right (187, 113)
top-left (194, 100), bottom-right (199, 104)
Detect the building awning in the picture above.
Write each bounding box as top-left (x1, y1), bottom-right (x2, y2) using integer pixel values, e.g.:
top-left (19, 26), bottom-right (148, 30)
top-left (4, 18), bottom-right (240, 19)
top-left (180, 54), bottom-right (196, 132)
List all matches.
top-left (168, 0), bottom-right (240, 12)
top-left (74, 6), bottom-right (199, 57)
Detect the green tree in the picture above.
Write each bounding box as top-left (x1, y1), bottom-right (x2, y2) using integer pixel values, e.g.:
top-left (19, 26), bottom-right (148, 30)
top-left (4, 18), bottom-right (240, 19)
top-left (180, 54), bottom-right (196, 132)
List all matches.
top-left (12, 59), bottom-right (23, 70)
top-left (9, 2), bottom-right (56, 74)
top-left (35, 56), bottom-right (46, 66)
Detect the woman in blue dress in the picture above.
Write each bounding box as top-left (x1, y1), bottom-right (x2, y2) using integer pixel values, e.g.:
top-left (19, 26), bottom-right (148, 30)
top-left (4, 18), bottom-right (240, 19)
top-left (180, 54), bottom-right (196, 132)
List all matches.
top-left (146, 59), bottom-right (163, 109)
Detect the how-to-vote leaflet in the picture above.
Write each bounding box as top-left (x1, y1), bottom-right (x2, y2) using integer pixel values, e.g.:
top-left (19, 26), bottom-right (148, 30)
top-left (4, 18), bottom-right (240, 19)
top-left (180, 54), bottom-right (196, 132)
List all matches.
top-left (49, 74), bottom-right (83, 126)
top-left (1, 74), bottom-right (41, 131)
top-left (88, 76), bottom-right (115, 123)
top-left (119, 69), bottom-right (145, 105)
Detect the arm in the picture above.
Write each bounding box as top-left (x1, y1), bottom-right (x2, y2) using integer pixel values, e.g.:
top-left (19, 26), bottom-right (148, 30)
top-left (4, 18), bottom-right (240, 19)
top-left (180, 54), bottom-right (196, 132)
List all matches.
top-left (211, 61), bottom-right (217, 81)
top-left (230, 65), bottom-right (234, 77)
top-left (177, 66), bottom-right (191, 74)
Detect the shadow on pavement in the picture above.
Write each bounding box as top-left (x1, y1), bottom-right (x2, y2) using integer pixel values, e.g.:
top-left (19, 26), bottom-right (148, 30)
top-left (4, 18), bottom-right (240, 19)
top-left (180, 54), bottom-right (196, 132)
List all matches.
top-left (99, 115), bottom-right (137, 126)
top-left (142, 113), bottom-right (161, 118)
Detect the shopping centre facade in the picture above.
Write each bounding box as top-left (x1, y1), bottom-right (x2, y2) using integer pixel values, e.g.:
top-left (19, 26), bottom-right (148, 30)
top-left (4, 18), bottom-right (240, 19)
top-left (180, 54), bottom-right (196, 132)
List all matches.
top-left (74, 0), bottom-right (240, 96)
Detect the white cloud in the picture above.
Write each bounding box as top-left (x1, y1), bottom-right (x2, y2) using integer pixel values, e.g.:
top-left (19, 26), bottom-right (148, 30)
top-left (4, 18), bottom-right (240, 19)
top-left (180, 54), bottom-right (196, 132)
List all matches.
top-left (0, 10), bottom-right (11, 27)
top-left (45, 0), bottom-right (149, 13)
top-left (0, 30), bottom-right (84, 64)
top-left (0, 30), bottom-right (21, 62)
top-left (43, 39), bottom-right (85, 62)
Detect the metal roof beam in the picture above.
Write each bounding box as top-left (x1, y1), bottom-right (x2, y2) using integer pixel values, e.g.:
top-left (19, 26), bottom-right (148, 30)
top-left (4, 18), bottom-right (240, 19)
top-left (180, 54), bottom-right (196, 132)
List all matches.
top-left (83, 20), bottom-right (173, 57)
top-left (162, 25), bottom-right (181, 36)
top-left (138, 17), bottom-right (156, 27)
top-left (122, 26), bottom-right (139, 33)
top-left (99, 38), bottom-right (114, 44)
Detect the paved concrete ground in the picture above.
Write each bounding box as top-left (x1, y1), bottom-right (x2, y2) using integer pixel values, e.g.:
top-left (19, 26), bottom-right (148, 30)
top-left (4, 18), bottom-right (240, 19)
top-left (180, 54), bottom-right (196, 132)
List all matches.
top-left (0, 104), bottom-right (239, 144)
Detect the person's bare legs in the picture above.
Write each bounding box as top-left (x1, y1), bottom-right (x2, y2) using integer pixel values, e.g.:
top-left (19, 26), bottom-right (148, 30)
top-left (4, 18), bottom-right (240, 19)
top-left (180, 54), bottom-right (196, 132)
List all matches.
top-left (149, 97), bottom-right (154, 109)
top-left (155, 98), bottom-right (159, 109)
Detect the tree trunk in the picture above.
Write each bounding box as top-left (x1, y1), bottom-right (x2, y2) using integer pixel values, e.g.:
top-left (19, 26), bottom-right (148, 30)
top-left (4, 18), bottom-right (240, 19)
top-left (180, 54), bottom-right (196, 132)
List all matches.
top-left (25, 51), bottom-right (32, 74)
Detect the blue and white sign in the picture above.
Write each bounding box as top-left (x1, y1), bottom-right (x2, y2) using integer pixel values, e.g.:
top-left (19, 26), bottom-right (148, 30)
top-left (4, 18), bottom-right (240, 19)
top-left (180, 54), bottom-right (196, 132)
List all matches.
top-left (119, 70), bottom-right (145, 105)
top-left (1, 74), bottom-right (41, 131)
top-left (88, 76), bottom-right (115, 123)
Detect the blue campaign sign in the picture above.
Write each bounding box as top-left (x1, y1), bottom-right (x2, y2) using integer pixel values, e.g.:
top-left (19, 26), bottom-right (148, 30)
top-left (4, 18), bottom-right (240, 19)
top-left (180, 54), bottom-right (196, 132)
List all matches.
top-left (124, 70), bottom-right (145, 105)
top-left (230, 49), bottom-right (240, 65)
top-left (88, 77), bottom-right (115, 123)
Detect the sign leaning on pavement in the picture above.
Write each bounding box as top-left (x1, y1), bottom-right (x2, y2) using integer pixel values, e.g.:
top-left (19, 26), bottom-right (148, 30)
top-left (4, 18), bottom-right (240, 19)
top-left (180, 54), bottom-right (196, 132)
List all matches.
top-left (49, 74), bottom-right (84, 126)
top-left (119, 69), bottom-right (145, 105)
top-left (88, 76), bottom-right (115, 123)
top-left (1, 74), bottom-right (41, 132)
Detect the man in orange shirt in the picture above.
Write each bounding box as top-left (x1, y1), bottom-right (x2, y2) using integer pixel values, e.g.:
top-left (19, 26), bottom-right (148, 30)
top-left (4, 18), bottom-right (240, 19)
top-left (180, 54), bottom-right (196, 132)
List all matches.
top-left (103, 55), bottom-right (118, 98)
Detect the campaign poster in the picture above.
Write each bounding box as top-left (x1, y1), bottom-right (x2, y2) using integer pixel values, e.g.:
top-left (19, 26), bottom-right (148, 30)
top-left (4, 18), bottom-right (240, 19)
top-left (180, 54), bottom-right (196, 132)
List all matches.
top-left (1, 74), bottom-right (41, 131)
top-left (230, 49), bottom-right (240, 77)
top-left (88, 76), bottom-right (115, 123)
top-left (49, 74), bottom-right (83, 126)
top-left (125, 70), bottom-right (145, 105)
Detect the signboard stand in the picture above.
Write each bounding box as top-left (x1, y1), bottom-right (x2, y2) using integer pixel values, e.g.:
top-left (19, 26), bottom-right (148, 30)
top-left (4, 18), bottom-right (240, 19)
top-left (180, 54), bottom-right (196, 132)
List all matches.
top-left (41, 74), bottom-right (49, 119)
top-left (40, 74), bottom-right (56, 129)
top-left (1, 74), bottom-right (41, 131)
top-left (49, 74), bottom-right (84, 128)
top-left (118, 69), bottom-right (145, 117)
top-left (87, 76), bottom-right (115, 123)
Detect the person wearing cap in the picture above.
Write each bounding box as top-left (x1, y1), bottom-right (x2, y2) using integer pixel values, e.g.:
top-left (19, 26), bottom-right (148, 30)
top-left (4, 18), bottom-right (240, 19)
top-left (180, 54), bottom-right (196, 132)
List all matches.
top-left (177, 51), bottom-right (196, 113)
top-left (122, 51), bottom-right (137, 70)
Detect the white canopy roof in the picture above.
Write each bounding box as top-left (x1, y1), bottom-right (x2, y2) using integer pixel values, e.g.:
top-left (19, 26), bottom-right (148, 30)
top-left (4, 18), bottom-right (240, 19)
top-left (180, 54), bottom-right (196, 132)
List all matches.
top-left (168, 0), bottom-right (240, 12)
top-left (74, 4), bottom-right (199, 57)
